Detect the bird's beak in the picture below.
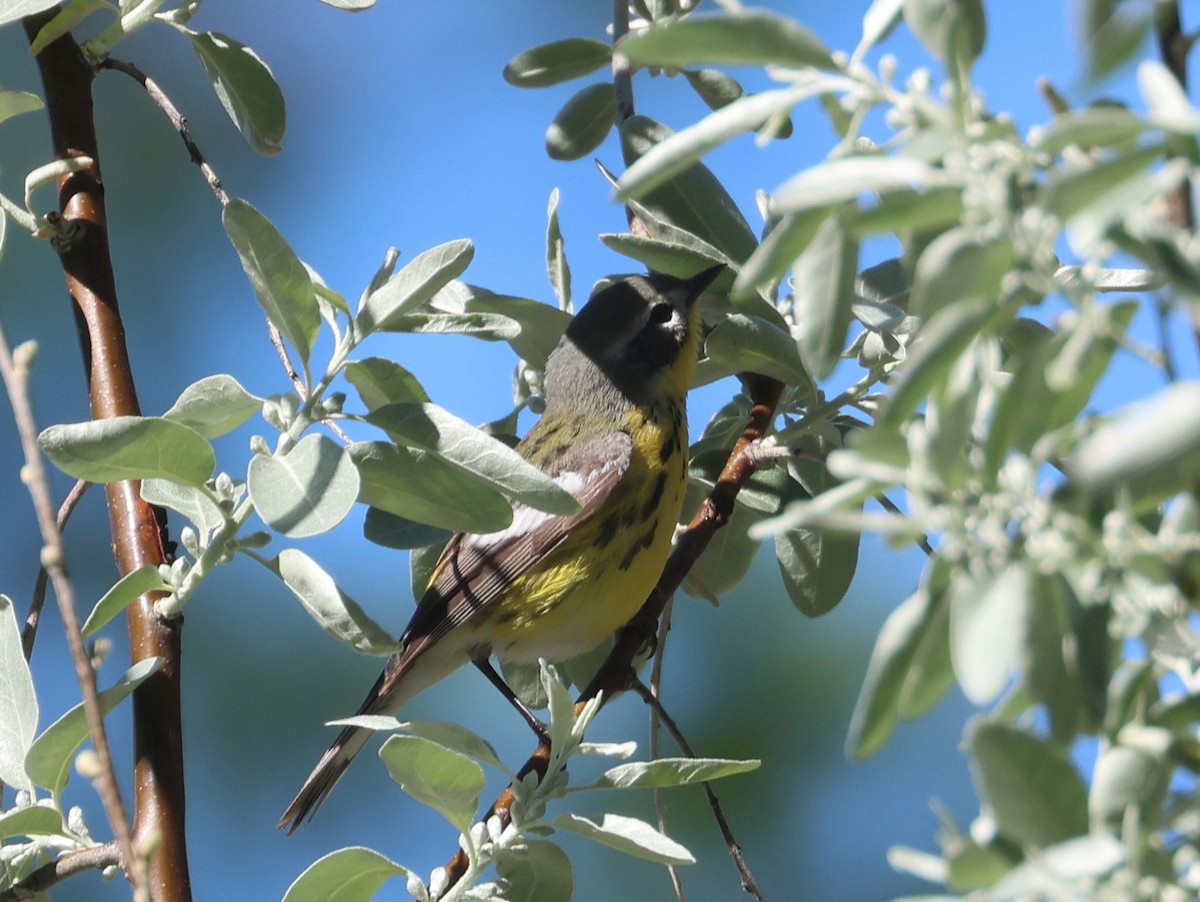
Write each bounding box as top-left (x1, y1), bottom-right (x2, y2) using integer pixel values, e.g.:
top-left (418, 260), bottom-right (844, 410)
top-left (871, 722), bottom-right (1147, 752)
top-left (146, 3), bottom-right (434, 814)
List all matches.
top-left (684, 263), bottom-right (726, 303)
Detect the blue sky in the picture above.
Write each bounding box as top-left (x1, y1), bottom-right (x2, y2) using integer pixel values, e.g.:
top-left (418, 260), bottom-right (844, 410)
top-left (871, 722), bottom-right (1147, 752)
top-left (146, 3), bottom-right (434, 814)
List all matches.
top-left (0, 2), bottom-right (1183, 900)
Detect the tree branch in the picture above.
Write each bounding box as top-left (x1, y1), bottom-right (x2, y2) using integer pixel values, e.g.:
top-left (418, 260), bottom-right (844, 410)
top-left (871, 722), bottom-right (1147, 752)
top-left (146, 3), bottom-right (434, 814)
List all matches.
top-left (22, 14), bottom-right (191, 902)
top-left (0, 842), bottom-right (122, 902)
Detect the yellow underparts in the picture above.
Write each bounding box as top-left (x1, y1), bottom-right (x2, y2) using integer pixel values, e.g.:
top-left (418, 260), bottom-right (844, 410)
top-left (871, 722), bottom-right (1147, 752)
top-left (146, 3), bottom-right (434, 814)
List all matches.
top-left (488, 401), bottom-right (687, 663)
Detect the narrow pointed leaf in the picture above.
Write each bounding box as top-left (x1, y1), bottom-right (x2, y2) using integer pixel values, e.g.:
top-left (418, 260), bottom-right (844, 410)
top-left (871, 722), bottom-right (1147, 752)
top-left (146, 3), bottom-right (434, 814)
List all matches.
top-left (0, 596), bottom-right (36, 793)
top-left (619, 10), bottom-right (835, 70)
top-left (82, 565), bottom-right (173, 638)
top-left (274, 548), bottom-right (398, 654)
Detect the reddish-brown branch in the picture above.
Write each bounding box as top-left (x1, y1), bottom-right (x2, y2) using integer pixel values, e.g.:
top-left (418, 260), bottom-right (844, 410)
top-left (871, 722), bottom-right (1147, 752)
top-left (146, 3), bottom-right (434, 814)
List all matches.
top-left (439, 375), bottom-right (783, 896)
top-left (23, 14), bottom-right (191, 902)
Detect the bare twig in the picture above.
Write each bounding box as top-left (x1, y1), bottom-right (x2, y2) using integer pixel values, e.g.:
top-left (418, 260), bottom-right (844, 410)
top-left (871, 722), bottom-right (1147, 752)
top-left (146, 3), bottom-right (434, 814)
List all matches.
top-left (0, 841), bottom-right (122, 901)
top-left (0, 323), bottom-right (139, 899)
top-left (648, 595), bottom-right (686, 902)
top-left (632, 679), bottom-right (767, 902)
top-left (99, 57), bottom-right (229, 206)
top-left (22, 478), bottom-right (89, 661)
top-left (874, 493), bottom-right (935, 559)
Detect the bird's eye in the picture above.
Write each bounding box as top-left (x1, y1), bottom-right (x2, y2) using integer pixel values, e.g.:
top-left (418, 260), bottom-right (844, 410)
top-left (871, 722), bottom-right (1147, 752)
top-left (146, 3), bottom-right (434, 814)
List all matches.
top-left (649, 302), bottom-right (674, 325)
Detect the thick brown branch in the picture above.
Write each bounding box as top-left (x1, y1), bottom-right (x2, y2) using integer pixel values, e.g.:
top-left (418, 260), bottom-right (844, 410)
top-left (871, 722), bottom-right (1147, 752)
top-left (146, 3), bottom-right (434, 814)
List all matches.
top-left (23, 14), bottom-right (191, 902)
top-left (439, 375), bottom-right (784, 896)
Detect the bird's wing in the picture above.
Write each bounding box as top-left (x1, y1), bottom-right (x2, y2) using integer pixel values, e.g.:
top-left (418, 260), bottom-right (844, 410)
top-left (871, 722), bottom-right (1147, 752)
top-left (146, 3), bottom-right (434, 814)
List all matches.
top-left (379, 430), bottom-right (632, 685)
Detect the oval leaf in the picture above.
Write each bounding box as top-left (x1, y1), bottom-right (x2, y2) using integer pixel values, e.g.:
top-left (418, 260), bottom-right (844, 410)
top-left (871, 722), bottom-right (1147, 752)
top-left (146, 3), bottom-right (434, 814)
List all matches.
top-left (163, 374), bottom-right (261, 439)
top-left (82, 565), bottom-right (173, 638)
top-left (357, 240), bottom-right (475, 334)
top-left (366, 403), bottom-right (577, 515)
top-left (273, 548), bottom-right (397, 654)
top-left (504, 38), bottom-right (612, 88)
top-left (248, 434), bottom-right (359, 538)
top-left (546, 82), bottom-right (616, 161)
top-left (39, 416), bottom-right (215, 486)
top-left (190, 31), bottom-right (285, 155)
top-left (223, 199), bottom-right (320, 361)
top-left (551, 812), bottom-right (695, 865)
top-left (350, 441), bottom-right (514, 533)
top-left (619, 10), bottom-right (835, 70)
top-left (281, 846), bottom-right (407, 902)
top-left (704, 314), bottom-right (814, 389)
top-left (379, 734), bottom-right (484, 831)
top-left (26, 657), bottom-right (163, 792)
top-left (0, 596), bottom-right (36, 793)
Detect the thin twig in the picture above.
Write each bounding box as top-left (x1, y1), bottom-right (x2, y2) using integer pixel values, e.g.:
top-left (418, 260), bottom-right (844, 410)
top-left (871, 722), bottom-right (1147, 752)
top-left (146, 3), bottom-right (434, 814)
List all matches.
top-left (648, 594), bottom-right (686, 902)
top-left (0, 323), bottom-right (140, 898)
top-left (0, 841), bottom-right (122, 901)
top-left (22, 478), bottom-right (89, 661)
top-left (100, 57), bottom-right (228, 205)
top-left (632, 679), bottom-right (767, 902)
top-left (874, 493), bottom-right (935, 559)
top-left (97, 58), bottom-right (322, 419)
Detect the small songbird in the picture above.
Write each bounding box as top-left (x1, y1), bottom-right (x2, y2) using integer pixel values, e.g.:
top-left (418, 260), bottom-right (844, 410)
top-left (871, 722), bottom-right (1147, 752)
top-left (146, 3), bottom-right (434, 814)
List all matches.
top-left (278, 264), bottom-right (724, 832)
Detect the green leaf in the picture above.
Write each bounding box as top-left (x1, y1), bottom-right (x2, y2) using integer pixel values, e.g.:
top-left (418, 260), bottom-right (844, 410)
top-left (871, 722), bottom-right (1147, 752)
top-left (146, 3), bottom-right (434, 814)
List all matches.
top-left (703, 314), bottom-right (813, 389)
top-left (968, 721), bottom-right (1088, 847)
top-left (590, 757), bottom-right (759, 790)
top-left (599, 233), bottom-right (727, 283)
top-left (0, 0), bottom-right (60, 30)
top-left (856, 0), bottom-right (905, 59)
top-left (684, 68), bottom-right (744, 109)
top-left (1081, 0), bottom-right (1151, 81)
top-left (39, 416), bottom-right (215, 486)
top-left (879, 296), bottom-right (994, 429)
top-left (910, 229), bottom-right (1012, 317)
top-left (247, 434), bottom-right (360, 538)
top-left (1089, 741), bottom-right (1169, 832)
top-left (82, 565), bottom-right (172, 638)
top-left (546, 188), bottom-right (572, 312)
top-left (357, 240), bottom-right (475, 334)
top-left (26, 657), bottom-right (163, 793)
top-left (844, 185), bottom-right (965, 237)
top-left (551, 812), bottom-right (694, 865)
top-left (393, 720), bottom-right (507, 773)
top-left (616, 89), bottom-right (802, 201)
top-left (189, 31), bottom-right (285, 155)
top-left (350, 441), bottom-right (514, 533)
top-left (1022, 573), bottom-right (1085, 744)
top-left (1031, 106), bottom-right (1147, 155)
top-left (223, 199), bottom-right (319, 361)
top-left (362, 508), bottom-right (450, 550)
top-left (1040, 144), bottom-right (1164, 222)
top-left (903, 0), bottom-right (986, 65)
top-left (281, 846), bottom-right (407, 902)
top-left (792, 208), bottom-right (859, 379)
top-left (847, 569), bottom-right (950, 759)
top-left (366, 403), bottom-right (577, 514)
top-left (546, 82), bottom-right (616, 161)
top-left (496, 840), bottom-right (573, 902)
top-left (0, 88), bottom-right (43, 127)
top-left (949, 563), bottom-right (1028, 705)
top-left (343, 357), bottom-right (429, 410)
top-left (462, 288), bottom-right (572, 369)
top-left (0, 805), bottom-right (64, 841)
top-left (773, 155), bottom-right (940, 215)
top-left (731, 205), bottom-right (835, 301)
top-left (141, 478), bottom-right (227, 537)
top-left (0, 595), bottom-right (36, 794)
top-left (503, 38), bottom-right (612, 88)
top-left (162, 374), bottom-right (261, 438)
top-left (273, 548), bottom-right (398, 655)
top-left (319, 0), bottom-right (377, 8)
top-left (619, 9), bottom-right (835, 70)
top-left (620, 116), bottom-right (758, 264)
top-left (28, 0), bottom-right (106, 55)
top-left (379, 734), bottom-right (484, 831)
top-left (1067, 381), bottom-right (1200, 494)
top-left (775, 525), bottom-right (860, 618)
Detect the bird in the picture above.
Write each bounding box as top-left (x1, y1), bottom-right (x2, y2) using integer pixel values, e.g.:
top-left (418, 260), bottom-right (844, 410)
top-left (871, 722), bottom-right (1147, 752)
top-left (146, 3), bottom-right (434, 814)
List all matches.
top-left (278, 264), bottom-right (725, 832)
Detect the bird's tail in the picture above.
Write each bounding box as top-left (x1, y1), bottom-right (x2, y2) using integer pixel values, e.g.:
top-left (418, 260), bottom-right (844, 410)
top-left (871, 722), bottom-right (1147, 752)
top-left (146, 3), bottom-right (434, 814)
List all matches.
top-left (277, 721), bottom-right (373, 833)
